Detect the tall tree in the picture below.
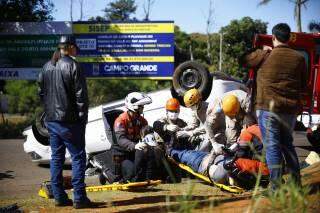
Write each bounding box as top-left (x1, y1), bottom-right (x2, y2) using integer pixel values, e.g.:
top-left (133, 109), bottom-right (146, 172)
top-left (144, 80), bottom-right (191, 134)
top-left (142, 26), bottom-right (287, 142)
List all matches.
top-left (104, 0), bottom-right (137, 21)
top-left (258, 0), bottom-right (309, 32)
top-left (143, 0), bottom-right (155, 21)
top-left (0, 0), bottom-right (54, 21)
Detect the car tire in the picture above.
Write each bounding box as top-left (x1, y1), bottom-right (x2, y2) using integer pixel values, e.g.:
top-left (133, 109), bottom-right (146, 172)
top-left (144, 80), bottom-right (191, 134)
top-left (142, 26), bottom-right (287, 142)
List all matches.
top-left (32, 112), bottom-right (50, 146)
top-left (171, 61), bottom-right (212, 106)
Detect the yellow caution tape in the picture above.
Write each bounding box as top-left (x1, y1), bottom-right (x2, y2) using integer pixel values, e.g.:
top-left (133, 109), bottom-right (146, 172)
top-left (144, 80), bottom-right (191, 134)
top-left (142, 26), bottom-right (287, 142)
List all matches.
top-left (168, 157), bottom-right (244, 194)
top-left (85, 180), bottom-right (162, 192)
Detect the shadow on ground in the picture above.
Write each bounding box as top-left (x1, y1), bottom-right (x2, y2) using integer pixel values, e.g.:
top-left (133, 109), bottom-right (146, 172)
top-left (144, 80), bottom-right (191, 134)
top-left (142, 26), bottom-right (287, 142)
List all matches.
top-left (115, 195), bottom-right (251, 213)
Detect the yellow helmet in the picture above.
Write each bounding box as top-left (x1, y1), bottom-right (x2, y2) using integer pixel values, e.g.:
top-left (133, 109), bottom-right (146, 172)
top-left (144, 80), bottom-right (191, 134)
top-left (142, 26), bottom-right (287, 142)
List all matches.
top-left (222, 94), bottom-right (240, 117)
top-left (184, 88), bottom-right (201, 107)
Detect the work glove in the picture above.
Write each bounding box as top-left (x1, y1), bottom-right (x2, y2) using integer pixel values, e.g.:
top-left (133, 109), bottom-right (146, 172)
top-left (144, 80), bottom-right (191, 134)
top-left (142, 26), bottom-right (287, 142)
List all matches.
top-left (211, 142), bottom-right (224, 155)
top-left (176, 130), bottom-right (193, 138)
top-left (166, 124), bottom-right (179, 132)
top-left (135, 142), bottom-right (147, 150)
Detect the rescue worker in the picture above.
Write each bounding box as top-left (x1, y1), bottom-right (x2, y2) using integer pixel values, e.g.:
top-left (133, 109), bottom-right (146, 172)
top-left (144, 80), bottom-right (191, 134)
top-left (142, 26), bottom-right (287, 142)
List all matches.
top-left (205, 90), bottom-right (252, 150)
top-left (177, 88), bottom-right (211, 151)
top-left (153, 98), bottom-right (190, 150)
top-left (102, 92), bottom-right (159, 183)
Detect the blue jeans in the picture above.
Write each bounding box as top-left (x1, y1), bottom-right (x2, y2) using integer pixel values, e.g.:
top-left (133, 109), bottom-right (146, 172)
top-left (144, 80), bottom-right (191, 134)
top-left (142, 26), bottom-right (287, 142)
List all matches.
top-left (46, 121), bottom-right (87, 203)
top-left (169, 149), bottom-right (207, 172)
top-left (256, 110), bottom-right (301, 189)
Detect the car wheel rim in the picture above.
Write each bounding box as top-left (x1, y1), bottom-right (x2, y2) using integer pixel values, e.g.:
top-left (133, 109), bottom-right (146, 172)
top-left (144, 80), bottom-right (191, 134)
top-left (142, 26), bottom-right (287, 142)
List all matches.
top-left (180, 68), bottom-right (201, 90)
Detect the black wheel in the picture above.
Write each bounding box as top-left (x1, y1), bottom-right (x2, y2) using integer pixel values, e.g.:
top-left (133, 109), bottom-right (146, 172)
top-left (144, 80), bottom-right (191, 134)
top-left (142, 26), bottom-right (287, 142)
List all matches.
top-left (32, 112), bottom-right (49, 146)
top-left (171, 61), bottom-right (212, 106)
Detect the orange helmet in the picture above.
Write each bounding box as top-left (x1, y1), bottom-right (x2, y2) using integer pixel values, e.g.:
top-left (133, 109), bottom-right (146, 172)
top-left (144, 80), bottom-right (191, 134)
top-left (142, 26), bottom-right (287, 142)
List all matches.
top-left (166, 98), bottom-right (180, 111)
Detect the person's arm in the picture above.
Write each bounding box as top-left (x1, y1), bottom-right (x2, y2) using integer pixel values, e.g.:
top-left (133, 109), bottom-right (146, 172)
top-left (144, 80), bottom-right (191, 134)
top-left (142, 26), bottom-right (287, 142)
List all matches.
top-left (242, 49), bottom-right (270, 69)
top-left (73, 62), bottom-right (89, 123)
top-left (153, 119), bottom-right (167, 136)
top-left (114, 119), bottom-right (136, 151)
top-left (183, 111), bottom-right (200, 131)
top-left (37, 69), bottom-right (44, 103)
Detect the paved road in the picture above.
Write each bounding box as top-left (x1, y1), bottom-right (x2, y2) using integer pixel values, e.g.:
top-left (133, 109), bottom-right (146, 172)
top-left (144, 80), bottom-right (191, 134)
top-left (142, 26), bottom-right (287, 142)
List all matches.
top-left (0, 132), bottom-right (317, 199)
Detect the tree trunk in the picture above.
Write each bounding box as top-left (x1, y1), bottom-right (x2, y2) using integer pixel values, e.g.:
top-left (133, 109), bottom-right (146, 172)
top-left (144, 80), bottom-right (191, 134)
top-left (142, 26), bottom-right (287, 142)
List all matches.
top-left (70, 0), bottom-right (73, 22)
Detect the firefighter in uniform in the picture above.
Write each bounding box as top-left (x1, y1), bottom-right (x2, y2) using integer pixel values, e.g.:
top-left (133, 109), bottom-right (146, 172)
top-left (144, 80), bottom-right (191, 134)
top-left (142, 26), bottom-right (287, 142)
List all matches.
top-left (101, 92), bottom-right (153, 183)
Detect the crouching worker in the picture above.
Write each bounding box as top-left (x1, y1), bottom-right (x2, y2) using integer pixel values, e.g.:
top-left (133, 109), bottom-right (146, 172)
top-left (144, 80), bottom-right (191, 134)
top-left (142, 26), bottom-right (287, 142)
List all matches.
top-left (153, 98), bottom-right (192, 150)
top-left (101, 92), bottom-right (160, 183)
top-left (168, 123), bottom-right (269, 189)
top-left (177, 89), bottom-right (211, 152)
top-left (205, 90), bottom-right (252, 148)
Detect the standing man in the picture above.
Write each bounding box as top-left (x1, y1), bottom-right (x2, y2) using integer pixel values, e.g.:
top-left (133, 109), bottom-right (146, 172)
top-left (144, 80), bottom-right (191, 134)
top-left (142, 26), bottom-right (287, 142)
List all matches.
top-left (244, 23), bottom-right (307, 190)
top-left (38, 35), bottom-right (91, 208)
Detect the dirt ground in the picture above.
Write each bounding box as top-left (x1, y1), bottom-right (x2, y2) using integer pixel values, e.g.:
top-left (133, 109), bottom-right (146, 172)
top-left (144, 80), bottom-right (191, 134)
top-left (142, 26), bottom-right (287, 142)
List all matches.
top-left (0, 133), bottom-right (320, 212)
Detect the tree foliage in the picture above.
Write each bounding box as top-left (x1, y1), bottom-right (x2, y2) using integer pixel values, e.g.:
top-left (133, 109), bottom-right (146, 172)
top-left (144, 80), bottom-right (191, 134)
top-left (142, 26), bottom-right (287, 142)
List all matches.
top-left (104, 0), bottom-right (137, 21)
top-left (309, 21), bottom-right (320, 33)
top-left (4, 80), bottom-right (41, 115)
top-left (0, 0), bottom-right (54, 116)
top-left (220, 17), bottom-right (267, 77)
top-left (0, 0), bottom-right (54, 21)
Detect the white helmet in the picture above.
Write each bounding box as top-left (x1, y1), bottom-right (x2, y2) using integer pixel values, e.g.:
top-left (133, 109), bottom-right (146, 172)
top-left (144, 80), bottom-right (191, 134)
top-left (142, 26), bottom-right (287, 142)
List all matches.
top-left (125, 92), bottom-right (152, 112)
top-left (142, 133), bottom-right (158, 147)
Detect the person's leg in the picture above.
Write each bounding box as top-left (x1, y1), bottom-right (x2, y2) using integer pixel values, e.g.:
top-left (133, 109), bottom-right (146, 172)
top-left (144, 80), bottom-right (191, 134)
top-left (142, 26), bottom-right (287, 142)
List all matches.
top-left (257, 110), bottom-right (283, 190)
top-left (46, 122), bottom-right (69, 203)
top-left (122, 159), bottom-right (135, 181)
top-left (134, 149), bottom-right (147, 181)
top-left (279, 113), bottom-right (301, 186)
top-left (195, 137), bottom-right (212, 152)
top-left (62, 122), bottom-right (88, 203)
top-left (170, 149), bottom-right (207, 171)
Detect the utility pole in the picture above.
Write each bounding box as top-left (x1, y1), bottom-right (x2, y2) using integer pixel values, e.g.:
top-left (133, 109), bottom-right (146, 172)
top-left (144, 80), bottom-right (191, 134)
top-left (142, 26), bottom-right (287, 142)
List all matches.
top-left (219, 33), bottom-right (224, 71)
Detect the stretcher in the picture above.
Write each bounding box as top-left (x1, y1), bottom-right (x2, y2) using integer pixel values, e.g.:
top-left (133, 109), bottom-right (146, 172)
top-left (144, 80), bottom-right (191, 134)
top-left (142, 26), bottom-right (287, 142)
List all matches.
top-left (85, 180), bottom-right (162, 192)
top-left (38, 180), bottom-right (162, 198)
top-left (168, 157), bottom-right (244, 194)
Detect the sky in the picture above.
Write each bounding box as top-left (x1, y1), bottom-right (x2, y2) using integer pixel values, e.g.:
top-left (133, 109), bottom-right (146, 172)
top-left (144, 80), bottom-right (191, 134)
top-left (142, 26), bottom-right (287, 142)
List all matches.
top-left (52, 0), bottom-right (320, 34)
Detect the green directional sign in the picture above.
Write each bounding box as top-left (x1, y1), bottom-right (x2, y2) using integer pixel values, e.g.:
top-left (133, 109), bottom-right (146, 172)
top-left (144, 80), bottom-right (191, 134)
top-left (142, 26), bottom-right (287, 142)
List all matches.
top-left (0, 35), bottom-right (60, 67)
top-left (0, 22), bottom-right (71, 80)
top-left (0, 35), bottom-right (60, 79)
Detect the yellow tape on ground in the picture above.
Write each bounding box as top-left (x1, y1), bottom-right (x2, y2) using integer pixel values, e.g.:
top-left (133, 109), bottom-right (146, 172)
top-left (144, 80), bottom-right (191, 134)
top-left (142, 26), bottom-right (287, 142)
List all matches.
top-left (73, 23), bottom-right (174, 34)
top-left (77, 56), bottom-right (174, 63)
top-left (85, 180), bottom-right (162, 192)
top-left (168, 157), bottom-right (244, 194)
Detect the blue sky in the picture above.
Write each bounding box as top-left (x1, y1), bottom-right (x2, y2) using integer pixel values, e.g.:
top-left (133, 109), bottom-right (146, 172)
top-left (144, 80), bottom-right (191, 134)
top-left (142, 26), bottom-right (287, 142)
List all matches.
top-left (52, 0), bottom-right (319, 34)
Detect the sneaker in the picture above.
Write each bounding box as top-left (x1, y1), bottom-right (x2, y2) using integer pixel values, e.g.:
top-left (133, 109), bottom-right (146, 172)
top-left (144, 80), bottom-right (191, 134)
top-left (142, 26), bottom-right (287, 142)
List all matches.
top-left (73, 198), bottom-right (92, 209)
top-left (55, 198), bottom-right (73, 207)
